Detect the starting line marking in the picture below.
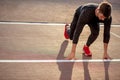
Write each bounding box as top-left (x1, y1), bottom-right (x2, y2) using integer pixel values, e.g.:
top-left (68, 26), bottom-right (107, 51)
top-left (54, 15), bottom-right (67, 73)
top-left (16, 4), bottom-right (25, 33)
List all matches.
top-left (0, 59), bottom-right (120, 63)
top-left (0, 22), bottom-right (65, 26)
top-left (0, 21), bottom-right (120, 27)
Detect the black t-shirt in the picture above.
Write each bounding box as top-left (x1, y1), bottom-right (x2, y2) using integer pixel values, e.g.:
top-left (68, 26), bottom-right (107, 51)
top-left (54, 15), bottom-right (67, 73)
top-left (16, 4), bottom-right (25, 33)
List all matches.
top-left (73, 3), bottom-right (112, 44)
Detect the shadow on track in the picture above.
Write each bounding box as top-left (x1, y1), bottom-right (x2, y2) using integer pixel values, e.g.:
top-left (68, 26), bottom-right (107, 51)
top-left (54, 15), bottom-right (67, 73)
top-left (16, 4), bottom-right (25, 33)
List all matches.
top-left (104, 61), bottom-right (110, 80)
top-left (57, 40), bottom-right (75, 80)
top-left (82, 53), bottom-right (92, 80)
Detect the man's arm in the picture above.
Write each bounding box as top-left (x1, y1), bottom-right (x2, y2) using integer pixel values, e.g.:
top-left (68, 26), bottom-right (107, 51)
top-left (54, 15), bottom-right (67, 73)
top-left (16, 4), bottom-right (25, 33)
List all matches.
top-left (65, 9), bottom-right (87, 60)
top-left (103, 17), bottom-right (112, 59)
top-left (103, 43), bottom-right (111, 59)
top-left (103, 17), bottom-right (112, 43)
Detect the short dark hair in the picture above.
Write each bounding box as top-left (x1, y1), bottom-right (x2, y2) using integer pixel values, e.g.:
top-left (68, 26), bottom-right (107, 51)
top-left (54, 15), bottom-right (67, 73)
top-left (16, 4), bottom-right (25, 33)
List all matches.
top-left (99, 2), bottom-right (112, 18)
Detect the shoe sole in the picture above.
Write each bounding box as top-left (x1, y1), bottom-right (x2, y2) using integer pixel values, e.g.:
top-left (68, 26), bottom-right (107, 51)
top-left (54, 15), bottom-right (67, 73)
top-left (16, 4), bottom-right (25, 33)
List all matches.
top-left (83, 50), bottom-right (92, 57)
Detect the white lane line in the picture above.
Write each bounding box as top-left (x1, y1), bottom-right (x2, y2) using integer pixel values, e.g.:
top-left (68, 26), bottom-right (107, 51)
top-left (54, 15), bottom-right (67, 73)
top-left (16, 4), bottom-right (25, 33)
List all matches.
top-left (0, 21), bottom-right (120, 38)
top-left (0, 22), bottom-right (120, 27)
top-left (111, 32), bottom-right (120, 39)
top-left (0, 59), bottom-right (120, 63)
top-left (0, 22), bottom-right (65, 26)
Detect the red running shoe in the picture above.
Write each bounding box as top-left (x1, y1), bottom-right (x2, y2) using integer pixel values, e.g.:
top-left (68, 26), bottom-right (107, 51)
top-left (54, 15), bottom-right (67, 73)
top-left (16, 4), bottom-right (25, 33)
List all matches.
top-left (83, 45), bottom-right (92, 57)
top-left (64, 24), bottom-right (70, 39)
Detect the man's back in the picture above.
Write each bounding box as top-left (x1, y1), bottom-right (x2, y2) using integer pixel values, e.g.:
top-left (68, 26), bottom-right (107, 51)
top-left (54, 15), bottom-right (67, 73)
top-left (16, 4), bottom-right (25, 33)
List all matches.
top-left (76, 3), bottom-right (99, 24)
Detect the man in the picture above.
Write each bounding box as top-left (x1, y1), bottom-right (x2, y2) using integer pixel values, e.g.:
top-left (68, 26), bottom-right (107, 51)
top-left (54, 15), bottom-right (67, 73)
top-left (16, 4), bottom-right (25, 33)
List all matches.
top-left (64, 1), bottom-right (112, 60)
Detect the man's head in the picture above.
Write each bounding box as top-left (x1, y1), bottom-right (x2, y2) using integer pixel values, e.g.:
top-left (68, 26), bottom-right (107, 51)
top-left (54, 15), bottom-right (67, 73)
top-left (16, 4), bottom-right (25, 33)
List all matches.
top-left (96, 1), bottom-right (112, 20)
